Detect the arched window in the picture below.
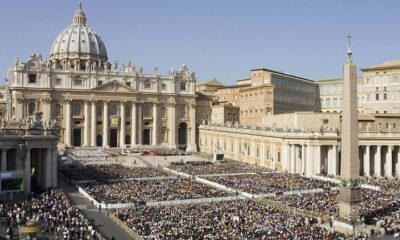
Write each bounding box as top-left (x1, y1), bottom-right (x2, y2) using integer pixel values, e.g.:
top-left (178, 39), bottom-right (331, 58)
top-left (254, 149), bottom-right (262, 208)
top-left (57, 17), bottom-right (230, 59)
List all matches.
top-left (28, 102), bottom-right (35, 115)
top-left (73, 103), bottom-right (82, 116)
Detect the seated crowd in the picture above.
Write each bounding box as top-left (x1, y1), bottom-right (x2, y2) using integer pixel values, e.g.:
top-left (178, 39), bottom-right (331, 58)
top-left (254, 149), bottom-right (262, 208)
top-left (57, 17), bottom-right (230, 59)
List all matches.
top-left (127, 146), bottom-right (186, 156)
top-left (81, 178), bottom-right (232, 204)
top-left (271, 189), bottom-right (400, 233)
top-left (60, 164), bottom-right (168, 182)
top-left (172, 161), bottom-right (270, 176)
top-left (206, 172), bottom-right (335, 194)
top-left (0, 189), bottom-right (104, 240)
top-left (114, 200), bottom-right (345, 239)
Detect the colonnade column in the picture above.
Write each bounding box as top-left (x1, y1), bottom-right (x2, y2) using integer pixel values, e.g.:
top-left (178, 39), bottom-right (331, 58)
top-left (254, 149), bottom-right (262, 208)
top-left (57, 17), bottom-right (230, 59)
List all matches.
top-left (168, 102), bottom-right (176, 148)
top-left (364, 145), bottom-right (370, 177)
top-left (290, 144), bottom-right (295, 173)
top-left (1, 149), bottom-right (7, 171)
top-left (314, 145), bottom-right (321, 175)
top-left (281, 143), bottom-right (289, 171)
top-left (51, 148), bottom-right (57, 188)
top-left (186, 104), bottom-right (197, 152)
top-left (137, 102), bottom-right (143, 145)
top-left (91, 101), bottom-right (97, 146)
top-left (397, 148), bottom-right (400, 177)
top-left (24, 148), bottom-right (31, 195)
top-left (260, 142), bottom-right (265, 167)
top-left (271, 143), bottom-right (276, 169)
top-left (375, 145), bottom-right (382, 177)
top-left (295, 146), bottom-right (302, 174)
top-left (385, 145), bottom-right (393, 178)
top-left (102, 101), bottom-right (109, 147)
top-left (120, 102), bottom-right (126, 147)
top-left (64, 100), bottom-right (72, 146)
top-left (331, 145), bottom-right (337, 176)
top-left (131, 102), bottom-right (137, 146)
top-left (83, 101), bottom-right (90, 146)
top-left (306, 145), bottom-right (314, 176)
top-left (152, 102), bottom-right (159, 146)
top-left (45, 148), bottom-right (52, 189)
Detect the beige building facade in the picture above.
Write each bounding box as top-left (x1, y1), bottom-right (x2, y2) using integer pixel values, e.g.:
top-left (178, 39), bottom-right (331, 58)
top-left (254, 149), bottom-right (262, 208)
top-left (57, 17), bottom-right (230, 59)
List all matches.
top-left (7, 5), bottom-right (197, 151)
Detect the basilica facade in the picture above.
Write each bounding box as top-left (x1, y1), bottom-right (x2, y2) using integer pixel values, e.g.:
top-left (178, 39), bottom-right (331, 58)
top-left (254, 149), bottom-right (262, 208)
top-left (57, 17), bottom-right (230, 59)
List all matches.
top-left (7, 4), bottom-right (197, 151)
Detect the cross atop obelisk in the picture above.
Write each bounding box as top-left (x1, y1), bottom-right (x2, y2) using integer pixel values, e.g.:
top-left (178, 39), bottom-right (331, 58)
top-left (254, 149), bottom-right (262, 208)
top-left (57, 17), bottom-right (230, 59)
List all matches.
top-left (346, 34), bottom-right (352, 60)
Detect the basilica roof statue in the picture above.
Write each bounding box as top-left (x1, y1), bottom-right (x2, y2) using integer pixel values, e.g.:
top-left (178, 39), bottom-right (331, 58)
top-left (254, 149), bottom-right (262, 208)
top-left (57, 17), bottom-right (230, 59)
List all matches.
top-left (49, 3), bottom-right (108, 70)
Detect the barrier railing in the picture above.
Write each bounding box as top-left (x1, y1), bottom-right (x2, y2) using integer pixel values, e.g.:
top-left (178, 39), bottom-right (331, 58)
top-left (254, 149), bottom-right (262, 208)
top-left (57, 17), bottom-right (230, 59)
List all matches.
top-left (109, 214), bottom-right (144, 240)
top-left (146, 196), bottom-right (245, 207)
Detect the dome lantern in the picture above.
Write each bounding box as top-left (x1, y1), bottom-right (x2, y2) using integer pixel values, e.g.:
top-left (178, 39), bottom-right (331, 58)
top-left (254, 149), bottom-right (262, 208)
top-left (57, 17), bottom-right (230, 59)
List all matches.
top-left (73, 2), bottom-right (87, 25)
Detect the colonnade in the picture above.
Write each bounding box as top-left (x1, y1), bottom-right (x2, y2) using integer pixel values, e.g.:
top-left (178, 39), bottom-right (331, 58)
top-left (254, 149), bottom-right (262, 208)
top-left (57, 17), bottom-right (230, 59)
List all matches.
top-left (0, 147), bottom-right (57, 195)
top-left (360, 145), bottom-right (400, 178)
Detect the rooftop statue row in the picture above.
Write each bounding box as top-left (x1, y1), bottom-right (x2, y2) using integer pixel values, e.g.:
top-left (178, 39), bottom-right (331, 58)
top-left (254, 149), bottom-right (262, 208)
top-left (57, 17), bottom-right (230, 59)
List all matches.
top-left (0, 112), bottom-right (58, 135)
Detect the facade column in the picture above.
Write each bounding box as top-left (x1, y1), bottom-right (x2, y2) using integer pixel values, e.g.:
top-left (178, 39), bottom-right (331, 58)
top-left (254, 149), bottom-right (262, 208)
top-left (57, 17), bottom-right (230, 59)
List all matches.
top-left (271, 143), bottom-right (276, 169)
top-left (91, 101), bottom-right (97, 146)
top-left (168, 102), bottom-right (176, 148)
top-left (83, 101), bottom-right (90, 146)
top-left (64, 100), bottom-right (72, 146)
top-left (137, 102), bottom-right (143, 145)
top-left (51, 148), bottom-right (57, 188)
top-left (301, 144), bottom-right (306, 175)
top-left (186, 104), bottom-right (197, 152)
top-left (24, 148), bottom-right (31, 195)
top-left (102, 101), bottom-right (109, 147)
top-left (120, 101), bottom-right (126, 147)
top-left (364, 145), bottom-right (370, 177)
top-left (260, 142), bottom-right (265, 167)
top-left (131, 101), bottom-right (137, 146)
top-left (152, 102), bottom-right (158, 146)
top-left (1, 149), bottom-right (7, 171)
top-left (385, 145), bottom-right (393, 178)
top-left (295, 146), bottom-right (302, 174)
top-left (375, 145), bottom-right (382, 177)
top-left (42, 98), bottom-right (52, 120)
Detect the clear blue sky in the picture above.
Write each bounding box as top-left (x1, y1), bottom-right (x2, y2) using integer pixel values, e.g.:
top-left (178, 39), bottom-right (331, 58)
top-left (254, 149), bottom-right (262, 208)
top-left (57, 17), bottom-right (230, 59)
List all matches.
top-left (0, 0), bottom-right (399, 85)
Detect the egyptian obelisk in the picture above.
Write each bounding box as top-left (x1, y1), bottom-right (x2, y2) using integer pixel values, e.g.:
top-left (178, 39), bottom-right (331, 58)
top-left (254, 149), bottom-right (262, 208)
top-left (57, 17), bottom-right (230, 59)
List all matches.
top-left (334, 35), bottom-right (361, 233)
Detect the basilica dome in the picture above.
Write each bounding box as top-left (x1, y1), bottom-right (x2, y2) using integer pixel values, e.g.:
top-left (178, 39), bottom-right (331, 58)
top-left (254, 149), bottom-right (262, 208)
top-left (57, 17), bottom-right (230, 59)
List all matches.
top-left (49, 4), bottom-right (108, 64)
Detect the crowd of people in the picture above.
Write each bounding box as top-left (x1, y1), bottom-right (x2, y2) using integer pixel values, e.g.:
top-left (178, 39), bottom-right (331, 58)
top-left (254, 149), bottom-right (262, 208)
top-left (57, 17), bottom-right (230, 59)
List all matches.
top-left (172, 161), bottom-right (270, 176)
top-left (66, 148), bottom-right (114, 162)
top-left (206, 172), bottom-right (335, 194)
top-left (81, 178), bottom-right (232, 204)
top-left (60, 164), bottom-right (169, 182)
top-left (0, 189), bottom-right (104, 239)
top-left (127, 146), bottom-right (186, 156)
top-left (114, 200), bottom-right (345, 239)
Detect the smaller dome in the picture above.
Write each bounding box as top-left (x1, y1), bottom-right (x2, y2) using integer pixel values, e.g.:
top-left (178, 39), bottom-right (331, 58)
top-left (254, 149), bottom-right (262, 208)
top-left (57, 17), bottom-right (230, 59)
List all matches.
top-left (49, 3), bottom-right (108, 62)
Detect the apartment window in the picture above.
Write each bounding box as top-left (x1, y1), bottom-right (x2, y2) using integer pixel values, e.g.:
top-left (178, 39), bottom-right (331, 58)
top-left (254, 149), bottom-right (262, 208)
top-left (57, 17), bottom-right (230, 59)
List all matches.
top-left (376, 93), bottom-right (379, 100)
top-left (384, 93), bottom-right (387, 100)
top-left (126, 82), bottom-right (131, 87)
top-left (28, 74), bottom-right (37, 84)
top-left (162, 83), bottom-right (167, 90)
top-left (56, 78), bottom-right (62, 86)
